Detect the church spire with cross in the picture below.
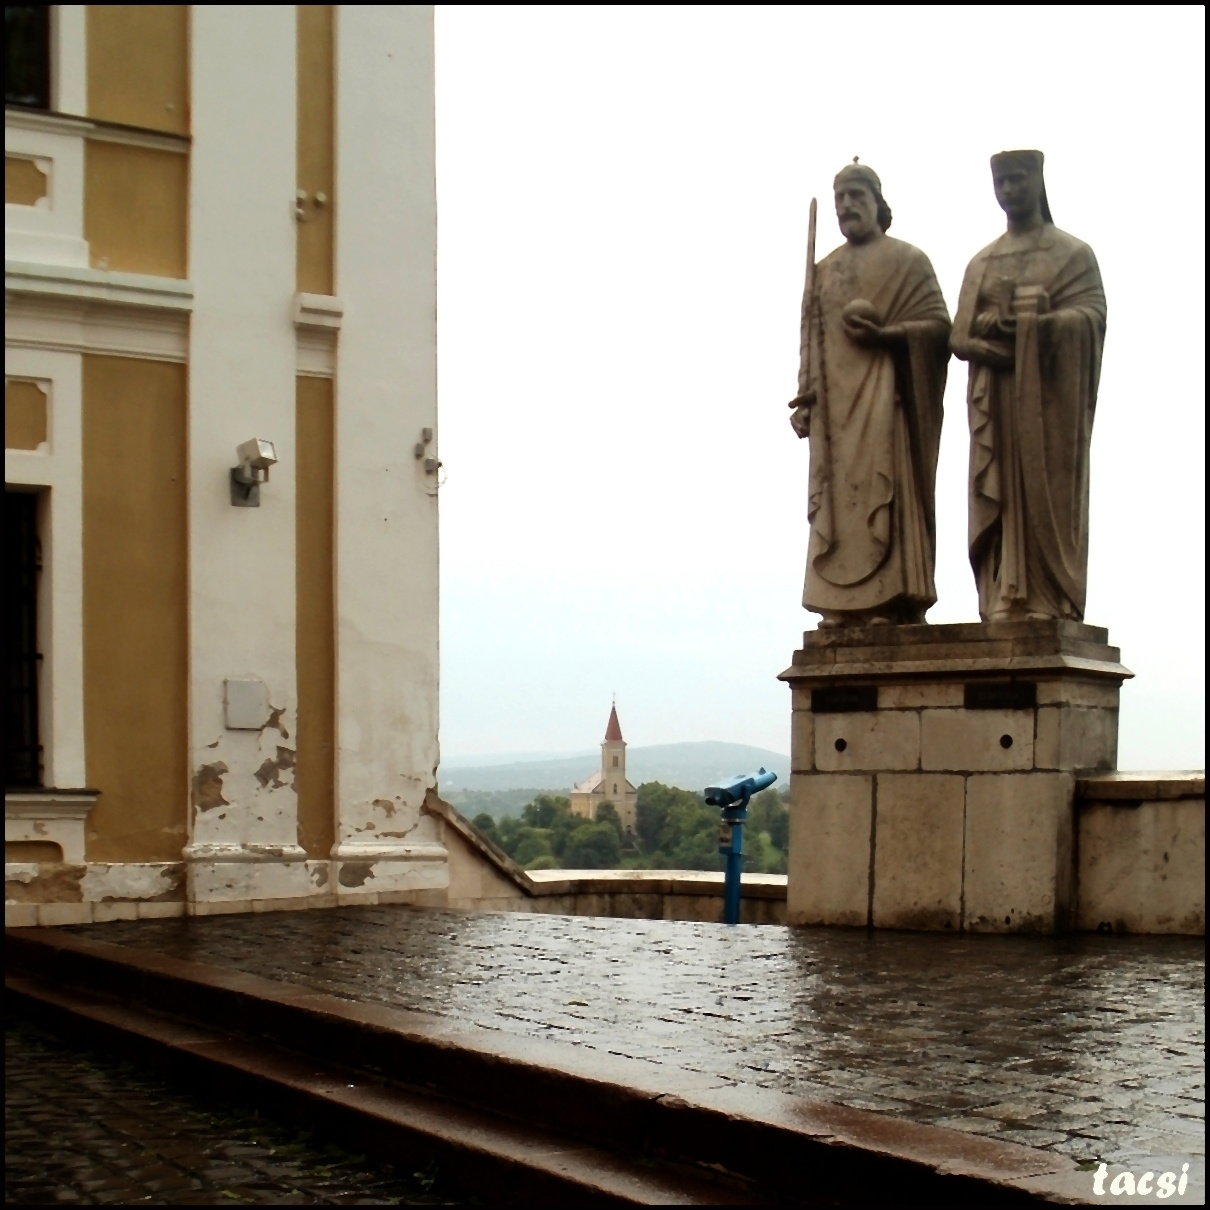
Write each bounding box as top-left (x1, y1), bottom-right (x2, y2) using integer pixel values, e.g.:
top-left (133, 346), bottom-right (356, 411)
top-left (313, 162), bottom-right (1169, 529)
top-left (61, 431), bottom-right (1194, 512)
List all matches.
top-left (568, 700), bottom-right (638, 837)
top-left (604, 701), bottom-right (623, 743)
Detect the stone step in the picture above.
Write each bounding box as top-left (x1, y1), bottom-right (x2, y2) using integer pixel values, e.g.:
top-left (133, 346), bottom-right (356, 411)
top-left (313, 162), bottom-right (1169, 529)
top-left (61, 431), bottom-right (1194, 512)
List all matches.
top-left (5, 927), bottom-right (1086, 1205)
top-left (6, 974), bottom-right (749, 1206)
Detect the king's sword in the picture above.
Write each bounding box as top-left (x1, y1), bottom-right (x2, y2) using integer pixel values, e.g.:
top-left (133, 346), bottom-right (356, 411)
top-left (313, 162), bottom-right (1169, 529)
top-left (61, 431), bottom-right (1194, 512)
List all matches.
top-left (798, 196), bottom-right (818, 391)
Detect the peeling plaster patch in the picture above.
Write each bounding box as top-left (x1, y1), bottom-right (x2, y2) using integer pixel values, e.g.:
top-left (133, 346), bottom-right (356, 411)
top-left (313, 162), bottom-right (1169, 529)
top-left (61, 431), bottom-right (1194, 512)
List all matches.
top-left (5, 863), bottom-right (40, 884)
top-left (81, 863), bottom-right (183, 903)
top-left (338, 862), bottom-right (374, 888)
top-left (5, 863), bottom-right (85, 903)
top-left (311, 863), bottom-right (330, 888)
top-left (263, 707), bottom-right (290, 739)
top-left (206, 739), bottom-right (220, 749)
top-left (254, 747), bottom-right (297, 790)
top-left (373, 798), bottom-right (397, 817)
top-left (193, 762), bottom-right (230, 810)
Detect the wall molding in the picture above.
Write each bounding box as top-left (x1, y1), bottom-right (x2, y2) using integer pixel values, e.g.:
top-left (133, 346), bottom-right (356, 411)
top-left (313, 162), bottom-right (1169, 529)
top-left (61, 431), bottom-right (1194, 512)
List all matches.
top-left (294, 292), bottom-right (342, 378)
top-left (6, 105), bottom-right (190, 155)
top-left (6, 261), bottom-right (193, 362)
top-left (7, 268), bottom-right (342, 377)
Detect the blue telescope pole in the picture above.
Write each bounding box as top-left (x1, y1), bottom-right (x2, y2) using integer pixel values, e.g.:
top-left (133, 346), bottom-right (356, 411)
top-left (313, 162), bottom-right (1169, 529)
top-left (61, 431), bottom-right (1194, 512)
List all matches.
top-left (705, 768), bottom-right (777, 927)
top-left (722, 809), bottom-right (744, 925)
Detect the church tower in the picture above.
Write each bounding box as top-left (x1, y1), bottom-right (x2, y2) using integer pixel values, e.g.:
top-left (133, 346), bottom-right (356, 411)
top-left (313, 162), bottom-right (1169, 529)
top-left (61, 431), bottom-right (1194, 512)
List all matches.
top-left (569, 701), bottom-right (638, 835)
top-left (601, 702), bottom-right (626, 805)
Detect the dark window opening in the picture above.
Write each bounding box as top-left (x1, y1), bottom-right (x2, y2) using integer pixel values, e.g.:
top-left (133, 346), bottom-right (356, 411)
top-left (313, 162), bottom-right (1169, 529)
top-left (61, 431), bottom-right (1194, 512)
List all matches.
top-left (6, 491), bottom-right (43, 787)
top-left (611, 755), bottom-right (618, 767)
top-left (5, 6), bottom-right (51, 109)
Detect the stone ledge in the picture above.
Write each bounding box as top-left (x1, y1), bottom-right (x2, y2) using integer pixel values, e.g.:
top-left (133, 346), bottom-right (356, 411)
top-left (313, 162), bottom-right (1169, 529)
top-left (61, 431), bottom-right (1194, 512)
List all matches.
top-left (781, 619), bottom-right (1132, 685)
top-left (526, 869), bottom-right (788, 900)
top-left (423, 791), bottom-right (537, 894)
top-left (1076, 771), bottom-right (1205, 802)
top-left (801, 619), bottom-right (1110, 648)
top-left (5, 260), bottom-right (194, 310)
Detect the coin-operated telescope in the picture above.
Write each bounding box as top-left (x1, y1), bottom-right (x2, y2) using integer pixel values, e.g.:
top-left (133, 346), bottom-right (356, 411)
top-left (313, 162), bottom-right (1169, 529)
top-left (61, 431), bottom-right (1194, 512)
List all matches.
top-left (704, 768), bottom-right (778, 925)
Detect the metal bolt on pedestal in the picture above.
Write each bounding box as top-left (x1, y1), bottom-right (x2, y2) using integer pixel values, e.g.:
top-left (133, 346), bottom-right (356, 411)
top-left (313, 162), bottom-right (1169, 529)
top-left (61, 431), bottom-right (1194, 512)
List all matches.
top-left (704, 767), bottom-right (777, 925)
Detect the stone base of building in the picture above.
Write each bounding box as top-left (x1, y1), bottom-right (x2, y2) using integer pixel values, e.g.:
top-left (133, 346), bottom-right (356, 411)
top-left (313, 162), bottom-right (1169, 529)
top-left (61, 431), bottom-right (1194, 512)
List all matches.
top-left (4, 851), bottom-right (452, 928)
top-left (780, 620), bottom-right (1137, 934)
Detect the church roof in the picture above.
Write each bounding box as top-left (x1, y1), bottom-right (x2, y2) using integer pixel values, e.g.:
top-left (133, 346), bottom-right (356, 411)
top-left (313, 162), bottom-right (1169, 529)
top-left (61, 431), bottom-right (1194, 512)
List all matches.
top-left (570, 769), bottom-right (637, 796)
top-left (604, 704), bottom-right (624, 743)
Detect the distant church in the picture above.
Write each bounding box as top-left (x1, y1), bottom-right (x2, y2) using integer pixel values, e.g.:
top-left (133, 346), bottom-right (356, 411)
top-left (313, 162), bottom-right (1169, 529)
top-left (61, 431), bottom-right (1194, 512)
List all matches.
top-left (569, 704), bottom-right (638, 837)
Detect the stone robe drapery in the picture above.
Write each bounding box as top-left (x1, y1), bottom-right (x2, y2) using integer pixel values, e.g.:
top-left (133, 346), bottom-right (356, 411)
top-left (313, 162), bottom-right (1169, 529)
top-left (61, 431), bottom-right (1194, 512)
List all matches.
top-left (953, 226), bottom-right (1106, 620)
top-left (801, 237), bottom-right (950, 616)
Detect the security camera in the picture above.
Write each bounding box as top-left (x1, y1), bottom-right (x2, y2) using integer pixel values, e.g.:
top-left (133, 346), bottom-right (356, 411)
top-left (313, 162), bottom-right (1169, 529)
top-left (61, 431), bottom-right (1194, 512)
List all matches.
top-left (231, 438), bottom-right (278, 507)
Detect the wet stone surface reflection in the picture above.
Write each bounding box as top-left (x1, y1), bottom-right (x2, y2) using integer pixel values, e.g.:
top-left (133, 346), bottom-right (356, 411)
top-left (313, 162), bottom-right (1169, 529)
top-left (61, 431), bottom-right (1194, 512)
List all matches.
top-left (70, 908), bottom-right (1205, 1176)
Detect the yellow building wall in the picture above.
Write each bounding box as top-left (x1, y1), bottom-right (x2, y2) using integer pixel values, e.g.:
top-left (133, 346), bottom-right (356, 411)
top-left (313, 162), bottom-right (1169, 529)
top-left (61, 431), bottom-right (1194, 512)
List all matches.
top-left (84, 6), bottom-right (190, 278)
top-left (82, 356), bottom-right (188, 862)
top-left (295, 375), bottom-right (336, 857)
top-left (5, 155), bottom-right (48, 206)
top-left (297, 5), bottom-right (336, 294)
top-left (85, 142), bottom-right (188, 277)
top-left (5, 379), bottom-right (48, 450)
top-left (86, 5), bottom-right (190, 135)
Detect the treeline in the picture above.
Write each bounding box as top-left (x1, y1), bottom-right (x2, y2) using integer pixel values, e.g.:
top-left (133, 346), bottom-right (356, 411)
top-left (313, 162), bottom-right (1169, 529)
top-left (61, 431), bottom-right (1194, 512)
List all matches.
top-left (471, 782), bottom-right (789, 874)
top-left (443, 787), bottom-right (543, 820)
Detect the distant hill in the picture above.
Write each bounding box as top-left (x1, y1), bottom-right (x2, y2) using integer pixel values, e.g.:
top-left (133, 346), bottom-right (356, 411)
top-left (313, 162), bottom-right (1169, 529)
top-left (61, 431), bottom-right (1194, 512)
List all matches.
top-left (439, 741), bottom-right (789, 796)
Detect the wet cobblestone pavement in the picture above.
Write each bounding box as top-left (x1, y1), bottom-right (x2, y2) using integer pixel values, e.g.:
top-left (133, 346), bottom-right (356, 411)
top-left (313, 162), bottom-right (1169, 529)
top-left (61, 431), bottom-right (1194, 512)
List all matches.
top-left (4, 1022), bottom-right (450, 1205)
top-left (66, 909), bottom-right (1205, 1181)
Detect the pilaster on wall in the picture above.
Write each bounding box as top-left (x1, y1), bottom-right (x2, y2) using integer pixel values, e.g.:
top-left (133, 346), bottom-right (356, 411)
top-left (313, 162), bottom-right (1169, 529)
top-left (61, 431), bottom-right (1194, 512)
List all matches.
top-left (332, 5), bottom-right (445, 899)
top-left (185, 6), bottom-right (311, 903)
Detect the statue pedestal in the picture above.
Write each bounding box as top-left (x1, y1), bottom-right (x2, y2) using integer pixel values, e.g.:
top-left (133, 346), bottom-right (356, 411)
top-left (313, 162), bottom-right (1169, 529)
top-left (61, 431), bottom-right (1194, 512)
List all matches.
top-left (779, 621), bottom-right (1131, 934)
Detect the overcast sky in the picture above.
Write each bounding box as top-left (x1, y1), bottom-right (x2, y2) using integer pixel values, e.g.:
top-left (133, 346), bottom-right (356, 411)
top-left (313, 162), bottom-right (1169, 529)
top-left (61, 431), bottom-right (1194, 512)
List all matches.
top-left (433, 4), bottom-right (1206, 770)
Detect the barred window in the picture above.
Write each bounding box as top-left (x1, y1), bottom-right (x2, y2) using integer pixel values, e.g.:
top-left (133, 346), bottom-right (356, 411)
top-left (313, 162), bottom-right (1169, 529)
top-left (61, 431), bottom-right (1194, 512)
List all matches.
top-left (5, 5), bottom-right (51, 109)
top-left (6, 490), bottom-right (43, 786)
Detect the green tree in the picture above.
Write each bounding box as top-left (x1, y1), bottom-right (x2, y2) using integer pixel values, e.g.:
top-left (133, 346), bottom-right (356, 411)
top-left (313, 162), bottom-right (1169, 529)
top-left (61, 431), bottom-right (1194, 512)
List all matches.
top-left (745, 827), bottom-right (787, 874)
top-left (747, 787), bottom-right (789, 855)
top-left (513, 828), bottom-right (554, 867)
top-left (636, 782), bottom-right (703, 853)
top-left (632, 783), bottom-right (723, 871)
top-left (548, 807), bottom-right (580, 860)
top-left (472, 813), bottom-right (500, 845)
top-left (562, 821), bottom-right (622, 869)
top-left (594, 800), bottom-right (622, 840)
top-left (522, 793), bottom-right (572, 829)
top-left (495, 815), bottom-right (523, 855)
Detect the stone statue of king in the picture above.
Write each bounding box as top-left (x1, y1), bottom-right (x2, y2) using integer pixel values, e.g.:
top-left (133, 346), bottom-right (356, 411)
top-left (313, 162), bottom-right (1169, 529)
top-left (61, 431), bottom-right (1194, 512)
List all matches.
top-left (789, 163), bottom-right (951, 627)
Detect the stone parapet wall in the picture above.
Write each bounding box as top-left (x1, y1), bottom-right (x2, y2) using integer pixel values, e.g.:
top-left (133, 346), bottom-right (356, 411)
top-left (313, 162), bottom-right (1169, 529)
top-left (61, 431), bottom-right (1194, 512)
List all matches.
top-left (7, 780), bottom-right (1202, 932)
top-left (1076, 773), bottom-right (1205, 935)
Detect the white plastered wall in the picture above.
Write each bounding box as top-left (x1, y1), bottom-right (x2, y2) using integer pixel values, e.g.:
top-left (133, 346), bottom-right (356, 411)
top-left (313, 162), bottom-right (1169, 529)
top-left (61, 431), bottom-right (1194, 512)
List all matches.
top-left (51, 5), bottom-right (88, 116)
top-left (185, 5), bottom-right (312, 902)
top-left (5, 111), bottom-right (90, 268)
top-left (332, 5), bottom-right (445, 895)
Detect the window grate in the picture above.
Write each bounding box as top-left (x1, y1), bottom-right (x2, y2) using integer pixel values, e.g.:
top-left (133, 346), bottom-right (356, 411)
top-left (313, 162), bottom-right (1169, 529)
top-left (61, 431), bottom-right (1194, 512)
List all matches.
top-left (6, 491), bottom-right (43, 787)
top-left (5, 6), bottom-right (51, 109)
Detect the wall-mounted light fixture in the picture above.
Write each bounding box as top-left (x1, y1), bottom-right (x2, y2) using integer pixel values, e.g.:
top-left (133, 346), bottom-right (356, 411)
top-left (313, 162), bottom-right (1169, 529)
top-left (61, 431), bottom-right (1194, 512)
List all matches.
top-left (230, 438), bottom-right (278, 507)
top-left (413, 426), bottom-right (441, 475)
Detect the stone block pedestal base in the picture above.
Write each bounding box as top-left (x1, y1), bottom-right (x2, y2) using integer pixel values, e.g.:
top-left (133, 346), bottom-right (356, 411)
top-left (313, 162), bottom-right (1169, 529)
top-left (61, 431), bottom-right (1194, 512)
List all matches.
top-left (780, 620), bottom-right (1130, 934)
